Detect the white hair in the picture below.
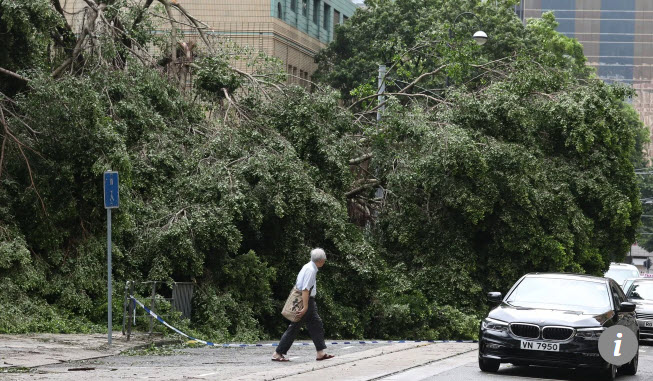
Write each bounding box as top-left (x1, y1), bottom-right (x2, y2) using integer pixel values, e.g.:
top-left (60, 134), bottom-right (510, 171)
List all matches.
top-left (310, 248), bottom-right (326, 263)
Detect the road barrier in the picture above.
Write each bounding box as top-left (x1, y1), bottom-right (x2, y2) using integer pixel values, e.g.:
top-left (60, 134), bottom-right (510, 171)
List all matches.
top-left (123, 281), bottom-right (194, 340)
top-left (128, 295), bottom-right (478, 347)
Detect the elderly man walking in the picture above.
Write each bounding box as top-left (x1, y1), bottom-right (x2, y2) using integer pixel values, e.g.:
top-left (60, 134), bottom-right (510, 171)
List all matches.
top-left (272, 248), bottom-right (335, 362)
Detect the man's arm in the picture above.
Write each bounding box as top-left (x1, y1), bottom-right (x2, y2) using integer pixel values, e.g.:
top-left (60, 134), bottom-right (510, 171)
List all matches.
top-left (298, 289), bottom-right (310, 317)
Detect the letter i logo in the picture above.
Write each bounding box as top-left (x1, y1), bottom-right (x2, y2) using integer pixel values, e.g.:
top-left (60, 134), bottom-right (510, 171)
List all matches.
top-left (613, 332), bottom-right (623, 357)
top-left (599, 326), bottom-right (636, 366)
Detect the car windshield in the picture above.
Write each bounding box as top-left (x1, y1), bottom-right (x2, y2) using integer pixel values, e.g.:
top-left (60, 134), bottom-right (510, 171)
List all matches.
top-left (506, 277), bottom-right (611, 312)
top-left (623, 279), bottom-right (635, 293)
top-left (604, 268), bottom-right (639, 285)
top-left (628, 282), bottom-right (653, 301)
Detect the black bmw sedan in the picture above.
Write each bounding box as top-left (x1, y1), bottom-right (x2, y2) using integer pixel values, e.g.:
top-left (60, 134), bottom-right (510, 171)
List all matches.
top-left (479, 273), bottom-right (639, 380)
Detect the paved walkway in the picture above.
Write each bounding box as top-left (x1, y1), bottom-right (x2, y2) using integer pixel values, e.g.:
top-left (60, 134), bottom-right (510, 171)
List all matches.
top-left (226, 342), bottom-right (476, 381)
top-left (0, 338), bottom-right (477, 380)
top-left (0, 333), bottom-right (175, 369)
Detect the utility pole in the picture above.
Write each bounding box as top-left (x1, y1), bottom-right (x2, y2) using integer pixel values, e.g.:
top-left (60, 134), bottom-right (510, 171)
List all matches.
top-left (104, 171), bottom-right (120, 345)
top-left (377, 64), bottom-right (386, 122)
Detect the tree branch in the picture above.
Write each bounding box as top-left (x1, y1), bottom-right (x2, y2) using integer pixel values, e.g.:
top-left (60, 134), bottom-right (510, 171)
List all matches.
top-left (0, 67), bottom-right (29, 83)
top-left (168, 1), bottom-right (215, 55)
top-left (346, 180), bottom-right (381, 198)
top-left (349, 153), bottom-right (373, 165)
top-left (50, 0), bottom-right (76, 52)
top-left (52, 2), bottom-right (106, 78)
top-left (397, 65), bottom-right (447, 95)
top-left (0, 127), bottom-right (6, 179)
top-left (132, 0), bottom-right (155, 30)
top-left (159, 0), bottom-right (178, 63)
top-left (0, 106), bottom-right (46, 213)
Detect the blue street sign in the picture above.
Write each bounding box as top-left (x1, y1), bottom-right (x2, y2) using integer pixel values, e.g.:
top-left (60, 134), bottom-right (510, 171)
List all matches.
top-left (104, 171), bottom-right (119, 209)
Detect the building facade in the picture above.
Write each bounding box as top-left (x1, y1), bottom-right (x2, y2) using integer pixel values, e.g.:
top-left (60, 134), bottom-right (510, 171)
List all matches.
top-left (518, 0), bottom-right (653, 159)
top-left (64, 1), bottom-right (357, 85)
top-left (628, 244), bottom-right (653, 274)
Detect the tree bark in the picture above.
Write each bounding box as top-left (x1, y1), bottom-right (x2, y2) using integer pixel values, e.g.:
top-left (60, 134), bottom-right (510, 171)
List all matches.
top-left (346, 180), bottom-right (380, 198)
top-left (349, 153), bottom-right (373, 165)
top-left (0, 67), bottom-right (29, 83)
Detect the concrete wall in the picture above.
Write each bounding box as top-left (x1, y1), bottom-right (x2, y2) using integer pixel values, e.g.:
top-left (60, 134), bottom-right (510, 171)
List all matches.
top-left (62, 0), bottom-right (356, 86)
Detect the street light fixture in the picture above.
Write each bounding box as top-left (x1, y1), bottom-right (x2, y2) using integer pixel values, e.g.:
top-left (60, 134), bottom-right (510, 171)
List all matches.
top-left (473, 30), bottom-right (488, 45)
top-left (449, 12), bottom-right (487, 46)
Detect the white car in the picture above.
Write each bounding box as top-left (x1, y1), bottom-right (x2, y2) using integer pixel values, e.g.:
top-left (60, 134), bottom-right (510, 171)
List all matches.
top-left (604, 263), bottom-right (641, 289)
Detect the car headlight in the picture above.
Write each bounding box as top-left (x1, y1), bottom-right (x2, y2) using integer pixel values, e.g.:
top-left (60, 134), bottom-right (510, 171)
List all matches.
top-left (482, 318), bottom-right (509, 332)
top-left (576, 327), bottom-right (604, 340)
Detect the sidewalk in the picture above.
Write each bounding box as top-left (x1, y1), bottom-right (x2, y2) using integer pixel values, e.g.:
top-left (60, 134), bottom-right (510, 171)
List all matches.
top-left (0, 333), bottom-right (176, 369)
top-left (0, 338), bottom-right (477, 381)
top-left (225, 342), bottom-right (477, 381)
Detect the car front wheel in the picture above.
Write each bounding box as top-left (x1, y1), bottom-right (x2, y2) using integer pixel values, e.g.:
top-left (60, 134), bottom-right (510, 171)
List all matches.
top-left (478, 356), bottom-right (500, 372)
top-left (620, 350), bottom-right (638, 375)
top-left (601, 363), bottom-right (617, 381)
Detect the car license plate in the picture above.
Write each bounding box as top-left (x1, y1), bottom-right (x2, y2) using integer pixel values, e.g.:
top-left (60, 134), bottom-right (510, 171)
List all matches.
top-left (520, 340), bottom-right (559, 352)
top-left (645, 321), bottom-right (653, 328)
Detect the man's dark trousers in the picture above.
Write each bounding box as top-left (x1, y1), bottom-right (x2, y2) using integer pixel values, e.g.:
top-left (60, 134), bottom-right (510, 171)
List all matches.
top-left (276, 297), bottom-right (326, 354)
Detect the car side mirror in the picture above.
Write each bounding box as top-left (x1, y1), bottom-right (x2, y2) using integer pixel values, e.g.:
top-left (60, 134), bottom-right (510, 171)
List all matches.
top-left (618, 302), bottom-right (636, 313)
top-left (487, 292), bottom-right (502, 303)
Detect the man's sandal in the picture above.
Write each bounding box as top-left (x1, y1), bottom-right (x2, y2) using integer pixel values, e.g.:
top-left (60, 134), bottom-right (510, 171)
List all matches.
top-left (271, 355), bottom-right (290, 362)
top-left (316, 354), bottom-right (335, 361)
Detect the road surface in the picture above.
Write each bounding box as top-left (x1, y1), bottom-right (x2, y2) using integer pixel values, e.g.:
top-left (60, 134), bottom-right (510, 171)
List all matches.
top-left (4, 340), bottom-right (652, 380)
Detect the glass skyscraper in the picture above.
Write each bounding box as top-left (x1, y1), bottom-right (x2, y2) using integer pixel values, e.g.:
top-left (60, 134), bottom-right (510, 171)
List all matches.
top-left (521, 0), bottom-right (653, 158)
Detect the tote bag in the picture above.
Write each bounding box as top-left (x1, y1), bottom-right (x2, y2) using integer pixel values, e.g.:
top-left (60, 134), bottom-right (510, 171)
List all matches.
top-left (281, 285), bottom-right (313, 322)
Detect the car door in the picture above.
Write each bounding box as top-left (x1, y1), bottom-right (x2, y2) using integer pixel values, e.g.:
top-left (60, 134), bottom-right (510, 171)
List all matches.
top-left (610, 281), bottom-right (638, 334)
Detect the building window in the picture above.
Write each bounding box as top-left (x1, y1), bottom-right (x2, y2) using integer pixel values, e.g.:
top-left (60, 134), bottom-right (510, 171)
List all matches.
top-left (277, 2), bottom-right (283, 19)
top-left (343, 15), bottom-right (349, 22)
top-left (302, 0), bottom-right (308, 16)
top-left (334, 9), bottom-right (340, 33)
top-left (313, 0), bottom-right (319, 24)
top-left (291, 0), bottom-right (296, 12)
top-left (323, 3), bottom-right (331, 30)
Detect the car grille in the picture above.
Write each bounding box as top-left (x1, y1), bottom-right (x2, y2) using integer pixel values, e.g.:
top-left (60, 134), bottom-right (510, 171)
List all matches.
top-left (542, 327), bottom-right (574, 341)
top-left (636, 312), bottom-right (653, 320)
top-left (510, 323), bottom-right (540, 339)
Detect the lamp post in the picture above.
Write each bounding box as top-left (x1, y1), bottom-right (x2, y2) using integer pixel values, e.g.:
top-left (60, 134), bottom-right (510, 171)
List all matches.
top-left (445, 12), bottom-right (487, 87)
top-left (377, 12), bottom-right (488, 116)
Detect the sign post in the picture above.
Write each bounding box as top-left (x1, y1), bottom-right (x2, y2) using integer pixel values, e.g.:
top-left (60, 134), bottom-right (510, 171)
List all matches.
top-left (104, 171), bottom-right (119, 345)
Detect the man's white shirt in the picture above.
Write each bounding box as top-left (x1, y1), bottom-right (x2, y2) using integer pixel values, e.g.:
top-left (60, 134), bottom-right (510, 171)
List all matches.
top-left (295, 261), bottom-right (318, 297)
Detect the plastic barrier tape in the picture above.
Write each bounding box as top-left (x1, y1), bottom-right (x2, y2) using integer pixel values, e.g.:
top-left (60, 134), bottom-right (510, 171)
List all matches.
top-left (129, 296), bottom-right (478, 347)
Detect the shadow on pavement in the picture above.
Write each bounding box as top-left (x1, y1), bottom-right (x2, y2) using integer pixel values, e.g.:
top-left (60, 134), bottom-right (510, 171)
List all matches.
top-left (497, 365), bottom-right (607, 381)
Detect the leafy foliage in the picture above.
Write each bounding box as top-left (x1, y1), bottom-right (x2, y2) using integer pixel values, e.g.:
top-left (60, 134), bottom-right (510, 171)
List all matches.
top-left (195, 56), bottom-right (243, 99)
top-left (0, 0), bottom-right (61, 95)
top-left (0, 0), bottom-right (647, 342)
